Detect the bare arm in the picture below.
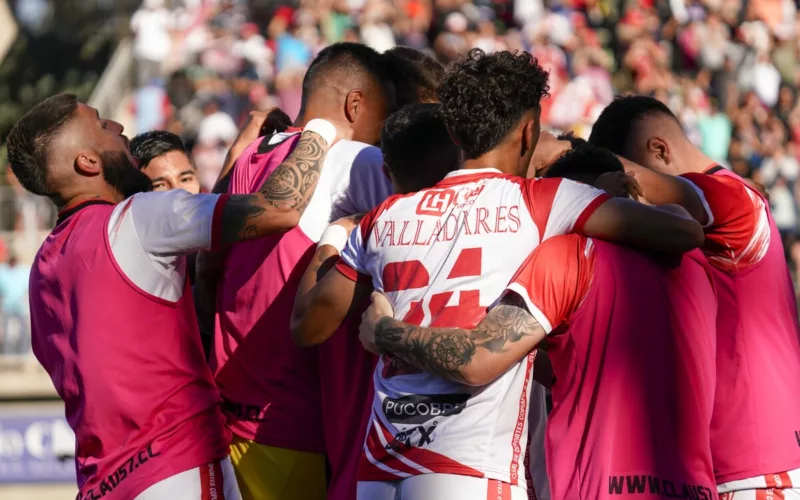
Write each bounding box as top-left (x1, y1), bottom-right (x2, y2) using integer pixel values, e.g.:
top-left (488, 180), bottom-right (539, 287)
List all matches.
top-left (617, 156), bottom-right (709, 225)
top-left (581, 196), bottom-right (704, 254)
top-left (371, 295), bottom-right (546, 386)
top-left (290, 264), bottom-right (374, 346)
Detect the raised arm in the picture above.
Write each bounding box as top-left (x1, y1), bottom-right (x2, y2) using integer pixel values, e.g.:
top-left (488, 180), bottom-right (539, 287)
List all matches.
top-left (580, 196), bottom-right (704, 254)
top-left (219, 119), bottom-right (347, 246)
top-left (214, 108), bottom-right (291, 193)
top-left (616, 156), bottom-right (709, 225)
top-left (291, 215), bottom-right (375, 346)
top-left (361, 293), bottom-right (546, 386)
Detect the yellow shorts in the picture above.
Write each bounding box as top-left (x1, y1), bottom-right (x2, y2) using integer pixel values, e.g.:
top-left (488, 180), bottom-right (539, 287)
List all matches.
top-left (229, 434), bottom-right (327, 500)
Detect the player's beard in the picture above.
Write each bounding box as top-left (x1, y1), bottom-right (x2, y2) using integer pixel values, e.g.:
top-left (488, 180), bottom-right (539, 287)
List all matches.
top-left (101, 151), bottom-right (153, 199)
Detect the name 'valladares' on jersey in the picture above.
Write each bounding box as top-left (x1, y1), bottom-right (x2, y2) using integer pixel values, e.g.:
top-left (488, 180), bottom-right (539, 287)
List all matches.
top-left (336, 167), bottom-right (609, 488)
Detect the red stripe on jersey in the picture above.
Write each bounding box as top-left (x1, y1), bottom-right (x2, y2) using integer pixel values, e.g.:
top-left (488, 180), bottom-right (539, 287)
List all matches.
top-left (334, 258), bottom-right (372, 283)
top-left (510, 352), bottom-right (535, 485)
top-left (200, 461), bottom-right (224, 500)
top-left (373, 416), bottom-right (485, 478)
top-left (210, 195), bottom-right (231, 251)
top-left (756, 489), bottom-right (785, 500)
top-left (363, 424), bottom-right (422, 477)
top-left (518, 177), bottom-right (561, 243)
top-left (573, 193), bottom-right (610, 232)
top-left (357, 451), bottom-right (406, 481)
top-left (765, 472), bottom-right (793, 489)
top-left (486, 479), bottom-right (512, 500)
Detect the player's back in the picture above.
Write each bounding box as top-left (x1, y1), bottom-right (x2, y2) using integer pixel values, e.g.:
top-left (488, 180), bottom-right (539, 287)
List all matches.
top-left (684, 168), bottom-right (800, 487)
top-left (337, 168), bottom-right (607, 487)
top-left (31, 202), bottom-right (228, 499)
top-left (214, 132), bottom-right (391, 453)
top-left (529, 236), bottom-right (718, 500)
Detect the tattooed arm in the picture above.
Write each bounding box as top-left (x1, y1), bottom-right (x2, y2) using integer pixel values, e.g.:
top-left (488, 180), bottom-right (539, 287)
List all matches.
top-left (218, 122), bottom-right (346, 245)
top-left (367, 294), bottom-right (547, 386)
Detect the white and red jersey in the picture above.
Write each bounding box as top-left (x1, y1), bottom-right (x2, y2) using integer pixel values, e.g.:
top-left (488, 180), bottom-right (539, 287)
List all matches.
top-left (335, 168), bottom-right (608, 488)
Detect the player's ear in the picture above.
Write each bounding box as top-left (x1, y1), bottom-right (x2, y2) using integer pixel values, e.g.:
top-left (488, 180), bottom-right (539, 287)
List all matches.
top-left (344, 89), bottom-right (364, 124)
top-left (75, 150), bottom-right (102, 177)
top-left (521, 118), bottom-right (537, 157)
top-left (646, 137), bottom-right (669, 163)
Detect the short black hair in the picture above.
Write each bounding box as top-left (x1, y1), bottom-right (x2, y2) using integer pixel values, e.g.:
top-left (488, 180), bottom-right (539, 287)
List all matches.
top-left (6, 93), bottom-right (79, 196)
top-left (300, 42), bottom-right (390, 107)
top-left (381, 103), bottom-right (460, 193)
top-left (130, 130), bottom-right (191, 169)
top-left (384, 46), bottom-right (445, 107)
top-left (589, 95), bottom-right (678, 156)
top-left (544, 142), bottom-right (623, 185)
top-left (438, 49), bottom-right (550, 159)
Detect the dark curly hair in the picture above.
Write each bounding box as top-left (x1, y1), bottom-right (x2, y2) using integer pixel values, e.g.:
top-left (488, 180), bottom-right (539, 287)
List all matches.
top-left (544, 142), bottom-right (623, 186)
top-left (588, 95), bottom-right (678, 157)
top-left (437, 49), bottom-right (550, 159)
top-left (130, 130), bottom-right (190, 170)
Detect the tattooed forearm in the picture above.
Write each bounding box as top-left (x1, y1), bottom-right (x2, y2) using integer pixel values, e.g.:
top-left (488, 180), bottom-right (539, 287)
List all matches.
top-left (218, 131), bottom-right (332, 244)
top-left (374, 295), bottom-right (544, 385)
top-left (219, 194), bottom-right (266, 245)
top-left (259, 131), bottom-right (329, 213)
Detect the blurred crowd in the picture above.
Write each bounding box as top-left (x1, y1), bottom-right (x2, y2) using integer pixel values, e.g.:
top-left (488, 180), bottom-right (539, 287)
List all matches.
top-left (129, 0), bottom-right (800, 285)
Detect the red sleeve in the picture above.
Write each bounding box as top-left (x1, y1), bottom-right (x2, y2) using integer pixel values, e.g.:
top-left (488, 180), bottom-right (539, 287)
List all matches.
top-left (521, 177), bottom-right (610, 242)
top-left (681, 172), bottom-right (770, 271)
top-left (334, 258), bottom-right (373, 283)
top-left (505, 234), bottom-right (595, 333)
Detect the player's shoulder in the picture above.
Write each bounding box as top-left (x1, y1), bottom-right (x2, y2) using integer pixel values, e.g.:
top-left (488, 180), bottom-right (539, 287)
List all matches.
top-left (535, 234), bottom-right (591, 260)
top-left (329, 140), bottom-right (383, 167)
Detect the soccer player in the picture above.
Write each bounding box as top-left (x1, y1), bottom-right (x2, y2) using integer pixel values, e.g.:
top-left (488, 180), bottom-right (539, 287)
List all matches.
top-left (294, 102), bottom-right (462, 500)
top-left (201, 42), bottom-right (395, 500)
top-left (589, 95), bottom-right (800, 499)
top-left (359, 143), bottom-right (719, 500)
top-left (291, 49), bottom-right (704, 499)
top-left (130, 130), bottom-right (201, 194)
top-left (5, 93), bottom-right (348, 500)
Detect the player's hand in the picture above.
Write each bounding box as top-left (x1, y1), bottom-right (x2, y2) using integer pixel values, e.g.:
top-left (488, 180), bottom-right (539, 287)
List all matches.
top-left (360, 292), bottom-right (395, 355)
top-left (528, 132), bottom-right (571, 178)
top-left (595, 171), bottom-right (643, 200)
top-left (237, 109), bottom-right (275, 145)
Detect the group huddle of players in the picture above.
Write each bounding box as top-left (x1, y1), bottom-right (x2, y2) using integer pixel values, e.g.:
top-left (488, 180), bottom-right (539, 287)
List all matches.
top-left (4, 41), bottom-right (800, 500)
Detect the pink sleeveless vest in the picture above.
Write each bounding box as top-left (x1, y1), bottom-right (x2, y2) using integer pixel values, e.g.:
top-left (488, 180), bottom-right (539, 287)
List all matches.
top-left (706, 169), bottom-right (800, 483)
top-left (30, 202), bottom-right (229, 500)
top-left (547, 241), bottom-right (717, 500)
top-left (212, 132), bottom-right (325, 453)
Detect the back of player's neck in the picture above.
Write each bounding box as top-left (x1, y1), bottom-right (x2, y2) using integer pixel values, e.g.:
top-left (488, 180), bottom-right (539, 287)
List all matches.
top-left (464, 150), bottom-right (512, 174)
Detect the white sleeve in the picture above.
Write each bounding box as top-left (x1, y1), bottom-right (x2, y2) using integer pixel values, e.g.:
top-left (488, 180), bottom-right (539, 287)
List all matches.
top-left (328, 142), bottom-right (393, 219)
top-left (337, 223), bottom-right (369, 278)
top-left (542, 179), bottom-right (607, 240)
top-left (112, 190), bottom-right (222, 256)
